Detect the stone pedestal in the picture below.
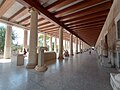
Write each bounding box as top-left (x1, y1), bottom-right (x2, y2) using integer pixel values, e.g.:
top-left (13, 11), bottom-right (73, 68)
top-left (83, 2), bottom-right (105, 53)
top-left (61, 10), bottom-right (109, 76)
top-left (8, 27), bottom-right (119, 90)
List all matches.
top-left (35, 47), bottom-right (48, 72)
top-left (17, 54), bottom-right (24, 66)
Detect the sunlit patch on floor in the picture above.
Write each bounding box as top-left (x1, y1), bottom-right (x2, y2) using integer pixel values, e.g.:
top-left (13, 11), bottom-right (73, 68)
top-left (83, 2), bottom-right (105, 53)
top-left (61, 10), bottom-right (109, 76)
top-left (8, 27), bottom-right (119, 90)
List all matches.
top-left (0, 59), bottom-right (11, 63)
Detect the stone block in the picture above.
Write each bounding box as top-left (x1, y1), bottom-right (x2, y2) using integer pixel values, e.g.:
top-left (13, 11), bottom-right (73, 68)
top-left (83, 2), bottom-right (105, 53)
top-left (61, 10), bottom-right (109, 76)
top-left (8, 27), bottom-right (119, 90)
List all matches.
top-left (17, 54), bottom-right (24, 66)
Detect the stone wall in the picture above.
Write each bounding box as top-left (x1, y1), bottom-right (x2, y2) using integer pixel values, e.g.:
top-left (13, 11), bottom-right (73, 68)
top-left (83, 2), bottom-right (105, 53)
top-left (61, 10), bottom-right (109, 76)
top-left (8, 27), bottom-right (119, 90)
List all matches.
top-left (95, 0), bottom-right (120, 67)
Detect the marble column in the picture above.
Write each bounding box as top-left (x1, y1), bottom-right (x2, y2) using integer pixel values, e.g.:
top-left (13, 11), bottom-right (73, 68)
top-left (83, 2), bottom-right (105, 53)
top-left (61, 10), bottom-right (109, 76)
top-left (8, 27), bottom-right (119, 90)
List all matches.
top-left (58, 27), bottom-right (64, 59)
top-left (67, 40), bottom-right (69, 51)
top-left (4, 25), bottom-right (12, 59)
top-left (23, 30), bottom-right (28, 50)
top-left (49, 35), bottom-right (52, 51)
top-left (70, 34), bottom-right (73, 55)
top-left (54, 37), bottom-right (57, 52)
top-left (79, 40), bottom-right (82, 53)
top-left (76, 38), bottom-right (78, 54)
top-left (27, 8), bottom-right (38, 69)
top-left (82, 42), bottom-right (84, 51)
top-left (43, 34), bottom-right (46, 47)
top-left (65, 40), bottom-right (67, 50)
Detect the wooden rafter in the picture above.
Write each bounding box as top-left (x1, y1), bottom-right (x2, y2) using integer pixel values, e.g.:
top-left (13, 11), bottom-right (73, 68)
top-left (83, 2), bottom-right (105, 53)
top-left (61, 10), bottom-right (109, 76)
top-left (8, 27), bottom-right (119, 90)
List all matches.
top-left (64, 10), bottom-right (109, 25)
top-left (46, 0), bottom-right (76, 12)
top-left (38, 21), bottom-right (50, 27)
top-left (55, 0), bottom-right (106, 18)
top-left (68, 18), bottom-right (106, 28)
top-left (39, 24), bottom-right (55, 29)
top-left (70, 25), bottom-right (103, 30)
top-left (60, 1), bottom-right (112, 21)
top-left (10, 8), bottom-right (29, 21)
top-left (40, 29), bottom-right (58, 32)
top-left (70, 20), bottom-right (105, 28)
top-left (16, 0), bottom-right (89, 45)
top-left (40, 27), bottom-right (59, 32)
top-left (9, 7), bottom-right (26, 20)
top-left (18, 15), bottom-right (30, 23)
top-left (70, 22), bottom-right (104, 28)
top-left (38, 26), bottom-right (58, 30)
top-left (0, 0), bottom-right (15, 17)
top-left (67, 15), bottom-right (107, 27)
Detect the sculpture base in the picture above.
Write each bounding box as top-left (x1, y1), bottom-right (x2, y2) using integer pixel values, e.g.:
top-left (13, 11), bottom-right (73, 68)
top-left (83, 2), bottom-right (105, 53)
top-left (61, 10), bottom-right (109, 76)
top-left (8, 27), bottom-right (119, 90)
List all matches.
top-left (35, 65), bottom-right (48, 72)
top-left (26, 64), bottom-right (36, 69)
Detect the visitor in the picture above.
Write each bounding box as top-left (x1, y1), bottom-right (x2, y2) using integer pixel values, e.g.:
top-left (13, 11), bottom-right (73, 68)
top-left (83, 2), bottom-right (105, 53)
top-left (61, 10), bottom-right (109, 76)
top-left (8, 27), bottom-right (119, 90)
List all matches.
top-left (24, 48), bottom-right (27, 55)
top-left (89, 50), bottom-right (91, 55)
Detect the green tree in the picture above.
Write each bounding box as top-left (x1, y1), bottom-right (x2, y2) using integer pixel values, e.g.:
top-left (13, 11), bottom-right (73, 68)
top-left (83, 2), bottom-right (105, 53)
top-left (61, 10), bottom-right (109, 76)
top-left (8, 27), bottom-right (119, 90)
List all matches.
top-left (38, 35), bottom-right (43, 46)
top-left (38, 34), bottom-right (50, 50)
top-left (0, 26), bottom-right (17, 52)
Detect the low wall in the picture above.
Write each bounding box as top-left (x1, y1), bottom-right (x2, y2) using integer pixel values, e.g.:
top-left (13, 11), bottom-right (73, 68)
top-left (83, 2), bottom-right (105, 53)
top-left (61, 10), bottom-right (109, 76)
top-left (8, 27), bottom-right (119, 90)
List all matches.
top-left (36, 51), bottom-right (56, 64)
top-left (44, 51), bottom-right (56, 62)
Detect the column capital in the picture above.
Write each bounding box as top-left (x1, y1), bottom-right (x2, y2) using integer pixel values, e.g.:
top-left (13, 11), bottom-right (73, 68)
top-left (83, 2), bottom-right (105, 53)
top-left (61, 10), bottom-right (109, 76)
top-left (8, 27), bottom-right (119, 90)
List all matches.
top-left (29, 7), bottom-right (39, 13)
top-left (7, 24), bottom-right (12, 27)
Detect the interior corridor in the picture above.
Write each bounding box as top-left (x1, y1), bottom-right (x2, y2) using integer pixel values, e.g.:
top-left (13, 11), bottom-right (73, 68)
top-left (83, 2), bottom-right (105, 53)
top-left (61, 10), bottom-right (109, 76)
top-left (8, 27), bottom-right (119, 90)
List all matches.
top-left (0, 51), bottom-right (117, 90)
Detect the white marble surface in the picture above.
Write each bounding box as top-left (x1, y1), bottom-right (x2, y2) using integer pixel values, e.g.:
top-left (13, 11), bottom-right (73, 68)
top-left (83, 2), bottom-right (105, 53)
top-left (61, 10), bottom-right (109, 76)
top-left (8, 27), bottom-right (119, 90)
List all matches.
top-left (0, 51), bottom-right (117, 90)
top-left (110, 73), bottom-right (120, 90)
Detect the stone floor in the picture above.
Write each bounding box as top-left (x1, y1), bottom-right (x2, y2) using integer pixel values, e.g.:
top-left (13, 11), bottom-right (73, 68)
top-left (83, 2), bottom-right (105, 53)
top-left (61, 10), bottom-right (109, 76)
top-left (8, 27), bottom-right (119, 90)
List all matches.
top-left (0, 51), bottom-right (117, 90)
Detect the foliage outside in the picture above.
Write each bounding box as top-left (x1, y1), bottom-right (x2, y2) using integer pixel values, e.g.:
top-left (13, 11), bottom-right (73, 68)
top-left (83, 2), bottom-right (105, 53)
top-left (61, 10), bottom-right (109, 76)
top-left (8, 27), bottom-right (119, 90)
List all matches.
top-left (0, 26), bottom-right (18, 52)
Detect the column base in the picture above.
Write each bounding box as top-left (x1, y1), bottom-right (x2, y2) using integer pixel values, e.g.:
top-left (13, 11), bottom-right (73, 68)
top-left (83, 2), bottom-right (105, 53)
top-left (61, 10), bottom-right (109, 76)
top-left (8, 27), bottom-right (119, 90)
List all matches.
top-left (76, 52), bottom-right (79, 54)
top-left (70, 54), bottom-right (74, 56)
top-left (58, 56), bottom-right (64, 60)
top-left (26, 64), bottom-right (36, 69)
top-left (35, 65), bottom-right (48, 72)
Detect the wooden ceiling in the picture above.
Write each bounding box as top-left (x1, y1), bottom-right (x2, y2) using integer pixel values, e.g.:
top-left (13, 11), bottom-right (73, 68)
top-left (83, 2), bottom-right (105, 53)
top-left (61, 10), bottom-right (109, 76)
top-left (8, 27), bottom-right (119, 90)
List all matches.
top-left (0, 0), bottom-right (113, 46)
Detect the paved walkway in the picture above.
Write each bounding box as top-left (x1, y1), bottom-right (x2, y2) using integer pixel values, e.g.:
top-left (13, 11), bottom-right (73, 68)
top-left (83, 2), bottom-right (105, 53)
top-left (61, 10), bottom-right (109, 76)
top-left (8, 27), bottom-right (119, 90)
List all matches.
top-left (0, 51), bottom-right (117, 90)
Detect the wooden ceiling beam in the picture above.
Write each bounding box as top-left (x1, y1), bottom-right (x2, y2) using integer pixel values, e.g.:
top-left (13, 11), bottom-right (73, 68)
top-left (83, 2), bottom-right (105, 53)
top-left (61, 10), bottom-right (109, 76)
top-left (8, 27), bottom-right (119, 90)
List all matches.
top-left (39, 26), bottom-right (58, 30)
top-left (42, 31), bottom-right (69, 38)
top-left (60, 1), bottom-right (112, 21)
top-left (18, 15), bottom-right (30, 23)
top-left (40, 27), bottom-right (59, 32)
top-left (71, 22), bottom-right (104, 28)
top-left (24, 18), bottom-right (45, 26)
top-left (44, 30), bottom-right (68, 34)
top-left (68, 18), bottom-right (106, 27)
top-left (46, 0), bottom-right (76, 12)
top-left (39, 24), bottom-right (55, 29)
top-left (9, 7), bottom-right (26, 21)
top-left (40, 29), bottom-right (58, 33)
top-left (70, 20), bottom-right (105, 28)
top-left (0, 0), bottom-right (15, 17)
top-left (16, 0), bottom-right (103, 46)
top-left (70, 25), bottom-right (103, 30)
top-left (67, 15), bottom-right (106, 27)
top-left (70, 25), bottom-right (103, 29)
top-left (55, 0), bottom-right (106, 18)
top-left (64, 10), bottom-right (109, 25)
top-left (38, 21), bottom-right (50, 27)
top-left (10, 8), bottom-right (29, 21)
